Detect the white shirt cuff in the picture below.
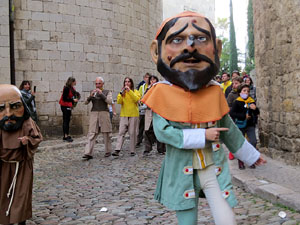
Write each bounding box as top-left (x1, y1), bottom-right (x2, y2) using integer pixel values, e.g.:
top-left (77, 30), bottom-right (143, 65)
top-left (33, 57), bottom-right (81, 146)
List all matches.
top-left (182, 128), bottom-right (206, 149)
top-left (234, 140), bottom-right (260, 166)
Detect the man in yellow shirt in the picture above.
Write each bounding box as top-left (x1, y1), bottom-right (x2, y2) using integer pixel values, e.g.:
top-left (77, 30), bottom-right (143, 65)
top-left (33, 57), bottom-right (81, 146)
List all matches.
top-left (220, 72), bottom-right (232, 95)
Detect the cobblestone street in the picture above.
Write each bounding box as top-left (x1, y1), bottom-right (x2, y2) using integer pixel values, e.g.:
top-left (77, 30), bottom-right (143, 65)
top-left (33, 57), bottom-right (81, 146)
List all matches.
top-left (27, 137), bottom-right (300, 225)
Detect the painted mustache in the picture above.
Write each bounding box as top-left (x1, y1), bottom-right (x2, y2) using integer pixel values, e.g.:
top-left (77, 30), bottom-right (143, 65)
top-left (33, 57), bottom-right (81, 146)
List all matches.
top-left (170, 50), bottom-right (214, 68)
top-left (0, 115), bottom-right (24, 131)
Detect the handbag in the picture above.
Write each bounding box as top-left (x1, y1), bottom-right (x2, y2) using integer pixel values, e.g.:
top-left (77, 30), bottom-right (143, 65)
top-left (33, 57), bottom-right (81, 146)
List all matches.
top-left (235, 119), bottom-right (247, 128)
top-left (235, 108), bottom-right (248, 128)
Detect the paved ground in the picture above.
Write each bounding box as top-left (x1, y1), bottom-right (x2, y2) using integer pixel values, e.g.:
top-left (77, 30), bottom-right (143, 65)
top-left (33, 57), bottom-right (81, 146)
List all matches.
top-left (26, 135), bottom-right (300, 225)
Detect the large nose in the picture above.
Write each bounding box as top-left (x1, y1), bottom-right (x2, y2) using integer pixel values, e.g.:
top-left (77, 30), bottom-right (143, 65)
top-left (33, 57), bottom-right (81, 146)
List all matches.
top-left (5, 106), bottom-right (13, 117)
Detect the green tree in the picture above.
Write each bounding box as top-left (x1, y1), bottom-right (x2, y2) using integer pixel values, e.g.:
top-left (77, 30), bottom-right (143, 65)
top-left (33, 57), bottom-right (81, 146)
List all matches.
top-left (215, 18), bottom-right (230, 73)
top-left (245, 0), bottom-right (255, 73)
top-left (229, 0), bottom-right (238, 74)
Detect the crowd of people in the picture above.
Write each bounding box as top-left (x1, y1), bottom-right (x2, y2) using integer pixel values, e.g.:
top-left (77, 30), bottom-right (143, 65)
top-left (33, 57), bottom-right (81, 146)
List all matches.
top-left (215, 70), bottom-right (259, 170)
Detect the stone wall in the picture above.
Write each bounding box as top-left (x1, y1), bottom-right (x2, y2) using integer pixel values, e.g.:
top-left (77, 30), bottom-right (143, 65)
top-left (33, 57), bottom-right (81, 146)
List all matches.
top-left (10, 0), bottom-right (162, 136)
top-left (0, 1), bottom-right (10, 84)
top-left (253, 0), bottom-right (300, 165)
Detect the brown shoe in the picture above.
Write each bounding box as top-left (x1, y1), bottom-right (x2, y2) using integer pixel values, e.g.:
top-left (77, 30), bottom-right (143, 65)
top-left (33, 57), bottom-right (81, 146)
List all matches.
top-left (104, 152), bottom-right (111, 157)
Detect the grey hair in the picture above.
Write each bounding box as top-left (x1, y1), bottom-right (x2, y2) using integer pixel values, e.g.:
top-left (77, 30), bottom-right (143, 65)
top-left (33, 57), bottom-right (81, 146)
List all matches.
top-left (96, 77), bottom-right (104, 83)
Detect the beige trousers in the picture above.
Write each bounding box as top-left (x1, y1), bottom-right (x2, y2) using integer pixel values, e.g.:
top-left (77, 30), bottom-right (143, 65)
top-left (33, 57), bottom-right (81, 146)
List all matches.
top-left (84, 131), bottom-right (112, 156)
top-left (116, 117), bottom-right (139, 153)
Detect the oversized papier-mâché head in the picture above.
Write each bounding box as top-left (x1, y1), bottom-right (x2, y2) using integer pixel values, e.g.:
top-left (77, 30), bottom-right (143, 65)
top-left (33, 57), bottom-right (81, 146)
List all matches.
top-left (150, 11), bottom-right (222, 91)
top-left (0, 84), bottom-right (30, 131)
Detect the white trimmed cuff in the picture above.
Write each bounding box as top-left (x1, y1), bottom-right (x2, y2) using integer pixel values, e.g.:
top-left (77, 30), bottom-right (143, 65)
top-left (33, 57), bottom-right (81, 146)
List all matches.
top-left (234, 140), bottom-right (260, 166)
top-left (182, 129), bottom-right (206, 149)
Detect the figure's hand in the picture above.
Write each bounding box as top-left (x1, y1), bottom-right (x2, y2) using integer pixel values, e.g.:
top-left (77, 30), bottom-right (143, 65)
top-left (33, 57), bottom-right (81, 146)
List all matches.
top-left (18, 136), bottom-right (29, 145)
top-left (255, 156), bottom-right (267, 166)
top-left (113, 112), bottom-right (117, 116)
top-left (246, 114), bottom-right (251, 120)
top-left (205, 128), bottom-right (229, 141)
top-left (73, 98), bottom-right (78, 103)
top-left (249, 103), bottom-right (256, 110)
top-left (96, 88), bottom-right (102, 94)
top-left (91, 90), bottom-right (97, 97)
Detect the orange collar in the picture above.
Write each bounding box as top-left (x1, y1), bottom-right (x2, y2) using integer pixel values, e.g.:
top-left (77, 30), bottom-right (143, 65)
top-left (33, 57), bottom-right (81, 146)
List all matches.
top-left (141, 83), bottom-right (229, 124)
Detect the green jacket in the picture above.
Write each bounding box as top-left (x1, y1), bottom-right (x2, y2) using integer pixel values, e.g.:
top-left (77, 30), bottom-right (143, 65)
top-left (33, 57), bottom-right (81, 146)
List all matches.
top-left (153, 113), bottom-right (260, 211)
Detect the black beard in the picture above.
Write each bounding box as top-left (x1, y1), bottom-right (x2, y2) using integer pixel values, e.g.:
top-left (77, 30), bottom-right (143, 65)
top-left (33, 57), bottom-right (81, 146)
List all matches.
top-left (0, 115), bottom-right (25, 132)
top-left (157, 50), bottom-right (219, 91)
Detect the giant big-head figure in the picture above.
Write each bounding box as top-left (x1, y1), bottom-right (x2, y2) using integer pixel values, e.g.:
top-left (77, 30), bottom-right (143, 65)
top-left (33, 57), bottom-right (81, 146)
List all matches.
top-left (0, 84), bottom-right (30, 131)
top-left (150, 11), bottom-right (222, 91)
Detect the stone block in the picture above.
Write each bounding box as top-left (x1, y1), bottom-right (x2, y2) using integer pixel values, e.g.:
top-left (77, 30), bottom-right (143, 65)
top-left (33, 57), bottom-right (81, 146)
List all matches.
top-left (15, 10), bottom-right (32, 20)
top-left (0, 24), bottom-right (9, 36)
top-left (42, 22), bottom-right (56, 31)
top-left (58, 3), bottom-right (80, 16)
top-left (18, 49), bottom-right (38, 60)
top-left (56, 23), bottom-right (71, 32)
top-left (61, 51), bottom-right (74, 61)
top-left (37, 50), bottom-right (50, 60)
top-left (15, 59), bottom-right (32, 71)
top-left (0, 47), bottom-right (9, 57)
top-left (92, 62), bottom-right (104, 73)
top-left (24, 71), bottom-right (42, 81)
top-left (80, 6), bottom-right (92, 17)
top-left (82, 81), bottom-right (94, 92)
top-left (38, 101), bottom-right (56, 115)
top-left (75, 33), bottom-right (89, 44)
top-left (50, 32), bottom-right (62, 42)
top-left (32, 60), bottom-right (45, 71)
top-left (49, 13), bottom-right (62, 23)
top-left (27, 0), bottom-right (43, 11)
top-left (74, 52), bottom-right (85, 61)
top-left (49, 50), bottom-right (60, 60)
top-left (80, 62), bottom-right (93, 72)
top-left (42, 71), bottom-right (59, 81)
top-left (51, 60), bottom-right (66, 72)
top-left (42, 42), bottom-right (57, 51)
top-left (76, 0), bottom-right (89, 6)
top-left (28, 20), bottom-right (42, 31)
top-left (32, 12), bottom-right (50, 22)
top-left (86, 53), bottom-right (98, 62)
top-left (38, 115), bottom-right (49, 121)
top-left (0, 36), bottom-right (9, 47)
top-left (26, 40), bottom-right (43, 50)
top-left (70, 43), bottom-right (83, 52)
top-left (72, 72), bottom-right (87, 81)
top-left (23, 30), bottom-right (50, 41)
top-left (43, 2), bottom-right (59, 13)
top-left (57, 42), bottom-right (70, 51)
top-left (62, 32), bottom-right (74, 42)
top-left (58, 72), bottom-right (73, 81)
top-left (50, 81), bottom-right (65, 92)
top-left (0, 69), bottom-right (10, 84)
top-left (66, 61), bottom-right (81, 72)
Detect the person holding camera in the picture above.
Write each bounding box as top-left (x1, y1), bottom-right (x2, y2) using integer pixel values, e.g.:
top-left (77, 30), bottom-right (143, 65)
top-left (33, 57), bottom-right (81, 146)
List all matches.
top-left (19, 80), bottom-right (38, 122)
top-left (112, 77), bottom-right (141, 157)
top-left (59, 77), bottom-right (81, 142)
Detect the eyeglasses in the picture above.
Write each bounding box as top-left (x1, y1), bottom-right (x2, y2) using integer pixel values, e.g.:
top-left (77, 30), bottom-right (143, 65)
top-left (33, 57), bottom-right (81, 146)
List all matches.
top-left (95, 83), bottom-right (103, 84)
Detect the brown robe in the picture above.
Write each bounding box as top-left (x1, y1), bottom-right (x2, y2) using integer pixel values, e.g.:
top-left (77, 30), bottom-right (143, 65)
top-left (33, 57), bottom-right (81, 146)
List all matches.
top-left (0, 118), bottom-right (43, 224)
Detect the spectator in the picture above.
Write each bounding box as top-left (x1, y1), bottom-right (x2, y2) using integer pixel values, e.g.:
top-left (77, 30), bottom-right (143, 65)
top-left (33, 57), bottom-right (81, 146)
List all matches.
top-left (108, 100), bottom-right (117, 122)
top-left (225, 70), bottom-right (240, 98)
top-left (143, 75), bottom-right (166, 156)
top-left (230, 83), bottom-right (260, 169)
top-left (226, 76), bottom-right (244, 108)
top-left (137, 72), bottom-right (150, 90)
top-left (220, 72), bottom-right (232, 97)
top-left (19, 80), bottom-right (38, 122)
top-left (136, 73), bottom-right (150, 147)
top-left (244, 76), bottom-right (256, 101)
top-left (113, 77), bottom-right (141, 157)
top-left (59, 77), bottom-right (80, 142)
top-left (83, 77), bottom-right (112, 160)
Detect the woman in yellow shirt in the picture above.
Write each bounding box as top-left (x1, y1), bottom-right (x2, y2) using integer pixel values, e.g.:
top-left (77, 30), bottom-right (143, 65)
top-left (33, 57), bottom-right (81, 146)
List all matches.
top-left (113, 77), bottom-right (141, 157)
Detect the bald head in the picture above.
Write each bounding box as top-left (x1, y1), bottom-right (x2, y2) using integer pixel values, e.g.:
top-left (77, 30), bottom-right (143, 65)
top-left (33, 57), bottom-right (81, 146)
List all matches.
top-left (0, 84), bottom-right (26, 131)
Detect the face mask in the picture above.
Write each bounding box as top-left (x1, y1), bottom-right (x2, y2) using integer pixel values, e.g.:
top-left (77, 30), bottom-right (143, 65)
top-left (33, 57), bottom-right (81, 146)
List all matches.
top-left (240, 93), bottom-right (248, 100)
